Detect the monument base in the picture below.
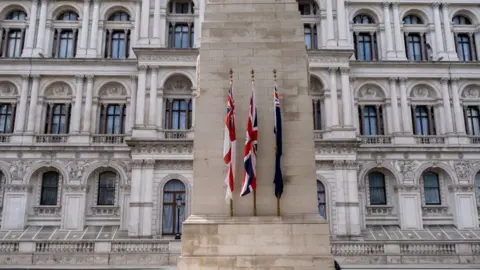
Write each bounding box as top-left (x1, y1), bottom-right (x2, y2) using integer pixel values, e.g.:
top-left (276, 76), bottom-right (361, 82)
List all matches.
top-left (177, 216), bottom-right (334, 270)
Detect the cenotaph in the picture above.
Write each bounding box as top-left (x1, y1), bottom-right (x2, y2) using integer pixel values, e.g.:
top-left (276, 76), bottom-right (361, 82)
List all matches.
top-left (177, 0), bottom-right (334, 268)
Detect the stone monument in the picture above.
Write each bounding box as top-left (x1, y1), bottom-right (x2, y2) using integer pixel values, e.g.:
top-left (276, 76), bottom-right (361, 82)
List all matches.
top-left (177, 0), bottom-right (334, 268)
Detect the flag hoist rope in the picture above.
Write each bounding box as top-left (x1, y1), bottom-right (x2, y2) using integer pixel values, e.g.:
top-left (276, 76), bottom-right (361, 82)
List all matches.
top-left (251, 69), bottom-right (257, 217)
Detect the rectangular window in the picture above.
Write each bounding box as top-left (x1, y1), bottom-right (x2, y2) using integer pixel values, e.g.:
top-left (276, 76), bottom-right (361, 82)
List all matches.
top-left (405, 33), bottom-right (426, 61)
top-left (44, 104), bottom-right (71, 134)
top-left (6, 29), bottom-right (24, 58)
top-left (0, 103), bottom-right (14, 133)
top-left (368, 172), bottom-right (387, 205)
top-left (359, 105), bottom-right (383, 135)
top-left (99, 104), bottom-right (126, 134)
top-left (303, 25), bottom-right (317, 50)
top-left (456, 34), bottom-right (475, 61)
top-left (40, 172), bottom-right (59, 206)
top-left (168, 24), bottom-right (193, 49)
top-left (413, 106), bottom-right (435, 135)
top-left (466, 106), bottom-right (480, 135)
top-left (423, 172), bottom-right (441, 205)
top-left (312, 99), bottom-right (322, 130)
top-left (354, 33), bottom-right (377, 61)
top-left (165, 99), bottom-right (192, 130)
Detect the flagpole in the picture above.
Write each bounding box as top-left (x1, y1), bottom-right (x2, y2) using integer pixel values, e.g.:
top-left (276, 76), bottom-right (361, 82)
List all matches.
top-left (274, 69), bottom-right (281, 217)
top-left (251, 69), bottom-right (257, 217)
top-left (229, 68), bottom-right (234, 217)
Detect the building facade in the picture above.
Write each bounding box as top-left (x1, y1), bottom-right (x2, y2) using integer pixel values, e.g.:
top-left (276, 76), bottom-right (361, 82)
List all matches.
top-left (0, 0), bottom-right (478, 269)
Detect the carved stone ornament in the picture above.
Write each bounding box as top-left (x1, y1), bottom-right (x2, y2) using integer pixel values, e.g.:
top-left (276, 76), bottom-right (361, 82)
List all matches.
top-left (309, 76), bottom-right (324, 93)
top-left (9, 160), bottom-right (31, 181)
top-left (132, 142), bottom-right (193, 155)
top-left (164, 75), bottom-right (192, 93)
top-left (139, 55), bottom-right (197, 62)
top-left (395, 160), bottom-right (421, 182)
top-left (0, 82), bottom-right (18, 96)
top-left (448, 184), bottom-right (474, 193)
top-left (66, 160), bottom-right (90, 181)
top-left (315, 141), bottom-right (359, 155)
top-left (157, 160), bottom-right (193, 170)
top-left (98, 83), bottom-right (127, 97)
top-left (463, 85), bottom-right (480, 98)
top-left (316, 160), bottom-right (333, 170)
top-left (309, 55), bottom-right (342, 64)
top-left (453, 161), bottom-right (470, 181)
top-left (63, 185), bottom-right (87, 192)
top-left (4, 184), bottom-right (32, 192)
top-left (411, 85), bottom-right (434, 99)
top-left (333, 160), bottom-right (344, 169)
top-left (394, 184), bottom-right (420, 192)
top-left (358, 85), bottom-right (383, 99)
top-left (45, 82), bottom-right (72, 97)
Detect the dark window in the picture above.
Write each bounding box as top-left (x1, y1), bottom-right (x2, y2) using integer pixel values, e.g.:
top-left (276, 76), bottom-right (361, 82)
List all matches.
top-left (456, 34), bottom-right (475, 61)
top-left (353, 14), bottom-right (374, 24)
top-left (0, 103), bottom-right (14, 133)
top-left (162, 180), bottom-right (186, 235)
top-left (6, 10), bottom-right (26, 20)
top-left (354, 33), bottom-right (377, 60)
top-left (57, 11), bottom-right (78, 21)
top-left (168, 24), bottom-right (194, 49)
top-left (298, 2), bottom-right (316, 15)
top-left (312, 99), bottom-right (322, 130)
top-left (109, 12), bottom-right (130, 21)
top-left (99, 104), bottom-right (126, 134)
top-left (423, 172), bottom-right (441, 205)
top-left (452, 15), bottom-right (471, 25)
top-left (6, 29), bottom-right (24, 58)
top-left (368, 172), bottom-right (386, 205)
top-left (304, 25), bottom-right (312, 50)
top-left (405, 33), bottom-right (426, 61)
top-left (53, 30), bottom-right (76, 58)
top-left (97, 172), bottom-right (116, 205)
top-left (317, 181), bottom-right (326, 219)
top-left (413, 106), bottom-right (435, 135)
top-left (40, 172), bottom-right (59, 206)
top-left (169, 0), bottom-right (194, 14)
top-left (165, 99), bottom-right (192, 129)
top-left (44, 104), bottom-right (71, 134)
top-left (359, 105), bottom-right (383, 135)
top-left (466, 106), bottom-right (480, 135)
top-left (403, 15), bottom-right (423, 24)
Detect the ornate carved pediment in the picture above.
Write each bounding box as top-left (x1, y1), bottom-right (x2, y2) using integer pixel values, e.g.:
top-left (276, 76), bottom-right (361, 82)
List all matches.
top-left (98, 83), bottom-right (127, 97)
top-left (9, 160), bottom-right (32, 182)
top-left (410, 85), bottom-right (436, 99)
top-left (44, 82), bottom-right (72, 97)
top-left (157, 160), bottom-right (193, 170)
top-left (462, 85), bottom-right (480, 99)
top-left (0, 82), bottom-right (18, 96)
top-left (358, 84), bottom-right (384, 99)
top-left (164, 75), bottom-right (192, 94)
top-left (395, 160), bottom-right (421, 182)
top-left (453, 161), bottom-right (471, 182)
top-left (66, 160), bottom-right (91, 182)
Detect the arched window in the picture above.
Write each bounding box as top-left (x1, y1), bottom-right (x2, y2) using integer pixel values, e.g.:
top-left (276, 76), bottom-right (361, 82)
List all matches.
top-left (317, 181), bottom-right (326, 219)
top-left (97, 172), bottom-right (116, 205)
top-left (403, 15), bottom-right (423, 24)
top-left (353, 14), bottom-right (375, 24)
top-left (368, 172), bottom-right (386, 205)
top-left (475, 172), bottom-right (480, 203)
top-left (453, 15), bottom-right (471, 25)
top-left (423, 172), bottom-right (441, 205)
top-left (403, 15), bottom-right (427, 61)
top-left (41, 172), bottom-right (59, 205)
top-left (99, 104), bottom-right (126, 134)
top-left (105, 12), bottom-right (131, 59)
top-left (310, 76), bottom-right (324, 131)
top-left (44, 104), bottom-right (71, 134)
top-left (452, 15), bottom-right (477, 61)
top-left (167, 0), bottom-right (195, 48)
top-left (162, 180), bottom-right (186, 235)
top-left (57, 11), bottom-right (78, 21)
top-left (6, 10), bottom-right (26, 20)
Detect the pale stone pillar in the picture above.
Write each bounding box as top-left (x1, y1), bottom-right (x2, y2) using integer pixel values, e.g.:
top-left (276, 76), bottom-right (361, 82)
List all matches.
top-left (340, 68), bottom-right (352, 127)
top-left (139, 0), bottom-right (150, 43)
top-left (191, 91), bottom-right (196, 128)
top-left (329, 68), bottom-right (339, 127)
top-left (389, 77), bottom-right (401, 133)
top-left (153, 0), bottom-right (161, 43)
top-left (87, 0), bottom-right (100, 57)
top-left (325, 0), bottom-right (335, 47)
top-left (442, 4), bottom-right (458, 60)
top-left (432, 3), bottom-right (446, 58)
top-left (440, 78), bottom-right (454, 134)
top-left (82, 75), bottom-right (94, 133)
top-left (159, 8), bottom-right (167, 47)
top-left (346, 161), bottom-right (361, 235)
top-left (128, 160), bottom-right (143, 236)
top-left (61, 186), bottom-right (86, 230)
top-left (15, 76), bottom-right (30, 133)
top-left (128, 76), bottom-right (137, 134)
top-left (399, 77), bottom-right (411, 134)
top-left (397, 186), bottom-right (423, 229)
top-left (333, 161), bottom-right (347, 235)
top-left (149, 67), bottom-right (158, 126)
top-left (1, 186), bottom-right (29, 230)
top-left (22, 0), bottom-right (39, 57)
top-left (336, 0), bottom-right (347, 47)
top-left (383, 3), bottom-right (395, 58)
top-left (133, 0), bottom-right (141, 50)
top-left (141, 160), bottom-right (155, 236)
top-left (34, 0), bottom-right (48, 55)
top-left (324, 90), bottom-right (331, 129)
top-left (71, 75), bottom-right (84, 133)
top-left (135, 66), bottom-right (147, 126)
top-left (26, 76), bottom-right (40, 133)
top-left (450, 78), bottom-right (465, 134)
top-left (392, 3), bottom-right (405, 59)
top-left (78, 0), bottom-right (91, 56)
top-left (350, 77), bottom-right (359, 134)
top-left (198, 0), bottom-right (206, 45)
top-left (157, 89), bottom-right (164, 128)
top-left (451, 189), bottom-right (479, 229)
top-left (194, 10), bottom-right (200, 48)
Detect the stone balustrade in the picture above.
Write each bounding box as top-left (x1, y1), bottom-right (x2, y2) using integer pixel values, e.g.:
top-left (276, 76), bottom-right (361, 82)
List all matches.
top-left (91, 134), bottom-right (126, 144)
top-left (413, 135), bottom-right (446, 144)
top-left (35, 134), bottom-right (69, 143)
top-left (360, 135), bottom-right (393, 144)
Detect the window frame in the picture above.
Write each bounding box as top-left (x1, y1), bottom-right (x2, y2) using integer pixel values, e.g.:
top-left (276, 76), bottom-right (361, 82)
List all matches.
top-left (368, 172), bottom-right (387, 205)
top-left (0, 103), bottom-right (15, 133)
top-left (104, 11), bottom-right (132, 59)
top-left (97, 172), bottom-right (117, 206)
top-left (466, 106), bottom-right (480, 135)
top-left (422, 171), bottom-right (441, 206)
top-left (40, 171), bottom-right (60, 206)
top-left (164, 99), bottom-right (193, 130)
top-left (161, 179), bottom-right (186, 235)
top-left (316, 180), bottom-right (327, 219)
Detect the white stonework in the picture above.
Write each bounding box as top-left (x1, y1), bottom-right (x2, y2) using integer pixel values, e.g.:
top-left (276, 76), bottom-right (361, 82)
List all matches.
top-left (0, 0), bottom-right (476, 269)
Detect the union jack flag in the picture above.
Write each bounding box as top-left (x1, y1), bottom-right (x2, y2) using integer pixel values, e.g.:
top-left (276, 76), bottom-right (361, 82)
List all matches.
top-left (273, 85), bottom-right (283, 198)
top-left (223, 80), bottom-right (236, 203)
top-left (241, 80), bottom-right (258, 197)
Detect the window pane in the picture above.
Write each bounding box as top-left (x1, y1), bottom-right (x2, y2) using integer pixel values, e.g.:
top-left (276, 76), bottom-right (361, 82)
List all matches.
top-left (369, 172), bottom-right (386, 205)
top-left (475, 173), bottom-right (480, 202)
top-left (316, 181), bottom-right (326, 218)
top-left (41, 172), bottom-right (59, 205)
top-left (423, 172), bottom-right (440, 205)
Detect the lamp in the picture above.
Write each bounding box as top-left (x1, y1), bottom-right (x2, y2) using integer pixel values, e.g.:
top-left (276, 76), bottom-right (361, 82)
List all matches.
top-left (175, 194), bottom-right (184, 239)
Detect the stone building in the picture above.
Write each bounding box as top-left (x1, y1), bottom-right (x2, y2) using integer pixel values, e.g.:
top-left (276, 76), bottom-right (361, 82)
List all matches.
top-left (0, 0), bottom-right (478, 269)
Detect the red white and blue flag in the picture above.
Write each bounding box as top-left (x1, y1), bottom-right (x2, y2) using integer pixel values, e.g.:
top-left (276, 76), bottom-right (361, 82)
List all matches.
top-left (223, 80), bottom-right (236, 203)
top-left (241, 80), bottom-right (258, 197)
top-left (273, 85), bottom-right (283, 198)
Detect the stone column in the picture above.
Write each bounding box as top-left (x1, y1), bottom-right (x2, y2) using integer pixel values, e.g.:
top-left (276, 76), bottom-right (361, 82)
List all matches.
top-left (325, 0), bottom-right (335, 47)
top-left (336, 0), bottom-right (347, 47)
top-left (141, 159), bottom-right (155, 236)
top-left (149, 67), bottom-right (158, 126)
top-left (14, 76), bottom-right (30, 133)
top-left (383, 3), bottom-right (395, 59)
top-left (340, 68), bottom-right (352, 127)
top-left (440, 78), bottom-right (454, 134)
top-left (139, 0), bottom-right (150, 44)
top-left (333, 161), bottom-right (347, 235)
top-left (350, 77), bottom-right (359, 134)
top-left (71, 75), bottom-right (84, 133)
top-left (399, 77), bottom-right (411, 134)
top-left (392, 3), bottom-right (406, 59)
top-left (77, 0), bottom-right (91, 56)
top-left (193, 9), bottom-right (200, 48)
top-left (389, 77), bottom-right (401, 133)
top-left (191, 91), bottom-right (196, 128)
top-left (1, 185), bottom-right (29, 230)
top-left (152, 0), bottom-right (161, 44)
top-left (61, 185), bottom-right (87, 230)
top-left (329, 68), bottom-right (339, 127)
top-left (345, 161), bottom-right (361, 235)
top-left (159, 8), bottom-right (167, 47)
top-left (442, 4), bottom-right (458, 60)
top-left (128, 160), bottom-right (143, 236)
top-left (128, 76), bottom-right (137, 134)
top-left (450, 78), bottom-right (465, 134)
top-left (82, 75), bottom-right (94, 133)
top-left (132, 0), bottom-right (141, 51)
top-left (26, 76), bottom-right (40, 133)
top-left (135, 66), bottom-right (147, 126)
top-left (33, 0), bottom-right (48, 55)
top-left (157, 89), bottom-right (164, 128)
top-left (87, 0), bottom-right (100, 57)
top-left (432, 3), bottom-right (446, 59)
top-left (397, 185), bottom-right (423, 229)
top-left (22, 0), bottom-right (39, 56)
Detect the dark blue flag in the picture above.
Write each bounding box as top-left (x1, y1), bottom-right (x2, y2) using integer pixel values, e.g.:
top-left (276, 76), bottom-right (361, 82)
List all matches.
top-left (274, 86), bottom-right (283, 198)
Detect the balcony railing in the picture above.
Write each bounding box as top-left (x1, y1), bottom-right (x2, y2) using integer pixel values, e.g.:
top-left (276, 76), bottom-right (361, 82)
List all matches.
top-left (413, 135), bottom-right (446, 144)
top-left (35, 134), bottom-right (68, 143)
top-left (313, 130), bottom-right (324, 140)
top-left (360, 135), bottom-right (392, 144)
top-left (162, 129), bottom-right (193, 140)
top-left (468, 136), bottom-right (480, 144)
top-left (0, 133), bottom-right (11, 143)
top-left (91, 134), bottom-right (126, 144)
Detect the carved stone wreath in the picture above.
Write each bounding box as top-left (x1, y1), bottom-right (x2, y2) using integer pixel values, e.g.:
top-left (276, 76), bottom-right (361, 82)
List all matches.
top-left (0, 82), bottom-right (18, 97)
top-left (462, 85), bottom-right (480, 99)
top-left (411, 85), bottom-right (435, 99)
top-left (44, 82), bottom-right (73, 97)
top-left (98, 83), bottom-right (127, 97)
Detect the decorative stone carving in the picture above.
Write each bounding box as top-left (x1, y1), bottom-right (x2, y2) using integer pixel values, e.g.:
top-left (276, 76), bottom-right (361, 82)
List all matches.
top-left (90, 206), bottom-right (119, 216)
top-left (366, 206), bottom-right (393, 216)
top-left (421, 206), bottom-right (449, 217)
top-left (462, 85), bottom-right (480, 98)
top-left (63, 185), bottom-right (87, 192)
top-left (394, 184), bottom-right (420, 192)
top-left (4, 184), bottom-right (32, 192)
top-left (138, 55), bottom-right (197, 61)
top-left (453, 161), bottom-right (471, 181)
top-left (0, 82), bottom-right (18, 96)
top-left (98, 83), bottom-right (127, 97)
top-left (333, 160), bottom-right (344, 169)
top-left (411, 85), bottom-right (435, 99)
top-left (316, 160), bottom-right (333, 170)
top-left (44, 82), bottom-right (73, 97)
top-left (448, 184), bottom-right (474, 192)
top-left (345, 160), bottom-right (358, 169)
top-left (309, 76), bottom-right (323, 93)
top-left (131, 143), bottom-right (193, 155)
top-left (67, 160), bottom-right (90, 181)
top-left (33, 206), bottom-right (61, 216)
top-left (358, 85), bottom-right (384, 99)
top-left (157, 160), bottom-right (193, 170)
top-left (164, 75), bottom-right (192, 93)
top-left (395, 160), bottom-right (421, 182)
top-left (9, 160), bottom-right (30, 181)
top-left (315, 141), bottom-right (359, 155)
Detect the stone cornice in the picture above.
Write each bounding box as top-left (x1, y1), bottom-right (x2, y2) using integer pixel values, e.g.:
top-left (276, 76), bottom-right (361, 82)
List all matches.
top-left (134, 48), bottom-right (199, 66)
top-left (127, 140), bottom-right (193, 155)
